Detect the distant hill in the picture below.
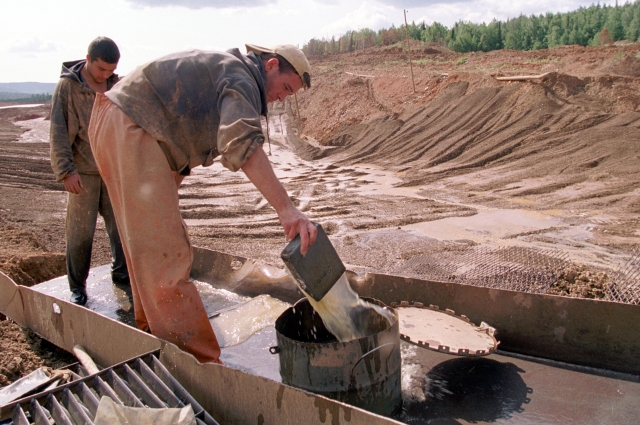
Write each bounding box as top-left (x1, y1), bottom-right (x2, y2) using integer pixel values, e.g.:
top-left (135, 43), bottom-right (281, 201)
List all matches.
top-left (0, 82), bottom-right (56, 94)
top-left (0, 82), bottom-right (56, 102)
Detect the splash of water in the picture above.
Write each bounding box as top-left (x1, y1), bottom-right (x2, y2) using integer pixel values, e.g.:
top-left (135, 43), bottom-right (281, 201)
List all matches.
top-left (303, 273), bottom-right (394, 342)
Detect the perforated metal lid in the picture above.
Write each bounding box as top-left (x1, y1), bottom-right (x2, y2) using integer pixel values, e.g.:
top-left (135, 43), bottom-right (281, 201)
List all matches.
top-left (390, 301), bottom-right (499, 356)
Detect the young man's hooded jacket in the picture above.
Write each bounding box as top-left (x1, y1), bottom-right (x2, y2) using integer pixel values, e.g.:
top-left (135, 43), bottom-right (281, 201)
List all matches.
top-left (105, 48), bottom-right (269, 175)
top-left (50, 60), bottom-right (119, 181)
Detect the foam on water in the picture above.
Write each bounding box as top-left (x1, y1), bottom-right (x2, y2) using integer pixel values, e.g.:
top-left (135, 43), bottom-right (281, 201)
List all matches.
top-left (210, 294), bottom-right (290, 347)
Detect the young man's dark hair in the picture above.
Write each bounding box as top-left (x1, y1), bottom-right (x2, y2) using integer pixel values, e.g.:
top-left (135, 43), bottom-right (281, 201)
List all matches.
top-left (88, 36), bottom-right (120, 64)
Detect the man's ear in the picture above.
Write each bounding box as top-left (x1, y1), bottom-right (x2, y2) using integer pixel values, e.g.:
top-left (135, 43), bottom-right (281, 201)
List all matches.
top-left (85, 54), bottom-right (92, 64)
top-left (264, 57), bottom-right (280, 72)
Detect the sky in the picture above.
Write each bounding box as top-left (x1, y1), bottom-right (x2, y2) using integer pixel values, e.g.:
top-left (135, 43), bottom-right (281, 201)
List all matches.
top-left (1, 0), bottom-right (616, 83)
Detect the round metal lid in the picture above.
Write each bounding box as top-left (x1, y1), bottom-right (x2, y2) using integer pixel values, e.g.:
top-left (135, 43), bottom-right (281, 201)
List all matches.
top-left (390, 301), bottom-right (499, 356)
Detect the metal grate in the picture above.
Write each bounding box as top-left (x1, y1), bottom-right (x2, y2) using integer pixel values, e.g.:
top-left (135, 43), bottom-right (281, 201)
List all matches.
top-left (393, 246), bottom-right (571, 293)
top-left (607, 246), bottom-right (640, 305)
top-left (3, 351), bottom-right (219, 425)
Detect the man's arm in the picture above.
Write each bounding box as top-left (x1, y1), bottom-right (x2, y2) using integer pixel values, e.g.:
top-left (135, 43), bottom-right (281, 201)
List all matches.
top-left (241, 147), bottom-right (317, 255)
top-left (49, 79), bottom-right (80, 189)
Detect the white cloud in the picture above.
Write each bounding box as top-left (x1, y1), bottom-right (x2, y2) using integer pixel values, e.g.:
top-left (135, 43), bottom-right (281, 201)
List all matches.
top-left (8, 38), bottom-right (57, 54)
top-left (373, 0), bottom-right (471, 6)
top-left (124, 0), bottom-right (275, 8)
top-left (320, 1), bottom-right (395, 39)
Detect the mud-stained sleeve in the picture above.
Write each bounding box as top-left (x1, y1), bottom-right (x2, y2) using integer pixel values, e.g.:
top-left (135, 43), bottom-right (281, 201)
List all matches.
top-left (216, 77), bottom-right (265, 172)
top-left (49, 79), bottom-right (78, 181)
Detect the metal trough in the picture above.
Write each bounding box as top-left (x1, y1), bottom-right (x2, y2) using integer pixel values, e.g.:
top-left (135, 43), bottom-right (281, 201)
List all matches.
top-left (2, 246), bottom-right (640, 424)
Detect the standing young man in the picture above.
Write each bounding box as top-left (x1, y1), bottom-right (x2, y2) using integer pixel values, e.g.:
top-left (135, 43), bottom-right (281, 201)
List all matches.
top-left (50, 37), bottom-right (129, 306)
top-left (88, 44), bottom-right (317, 364)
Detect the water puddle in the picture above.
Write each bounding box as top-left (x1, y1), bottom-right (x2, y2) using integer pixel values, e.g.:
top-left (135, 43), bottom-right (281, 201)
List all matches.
top-left (0, 103), bottom-right (44, 109)
top-left (406, 208), bottom-right (563, 242)
top-left (14, 117), bottom-right (50, 143)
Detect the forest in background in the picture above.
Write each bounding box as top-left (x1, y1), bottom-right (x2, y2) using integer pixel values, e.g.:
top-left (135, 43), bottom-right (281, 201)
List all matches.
top-left (303, 1), bottom-right (640, 56)
top-left (0, 93), bottom-right (52, 103)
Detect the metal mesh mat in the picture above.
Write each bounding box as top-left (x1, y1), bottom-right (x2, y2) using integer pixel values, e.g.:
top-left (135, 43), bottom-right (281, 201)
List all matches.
top-left (393, 246), bottom-right (571, 294)
top-left (3, 351), bottom-right (219, 425)
top-left (607, 246), bottom-right (640, 305)
top-left (393, 245), bottom-right (640, 304)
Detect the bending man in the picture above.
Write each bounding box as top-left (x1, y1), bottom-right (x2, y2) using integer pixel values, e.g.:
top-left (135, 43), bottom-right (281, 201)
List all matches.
top-left (88, 44), bottom-right (317, 364)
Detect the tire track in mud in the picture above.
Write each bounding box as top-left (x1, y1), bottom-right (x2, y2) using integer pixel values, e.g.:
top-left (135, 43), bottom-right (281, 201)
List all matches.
top-left (304, 74), bottom-right (640, 252)
top-left (182, 105), bottom-right (476, 270)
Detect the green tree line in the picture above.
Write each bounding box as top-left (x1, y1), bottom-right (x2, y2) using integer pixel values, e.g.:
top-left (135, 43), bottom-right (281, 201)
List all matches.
top-left (303, 1), bottom-right (640, 56)
top-left (0, 93), bottom-right (52, 103)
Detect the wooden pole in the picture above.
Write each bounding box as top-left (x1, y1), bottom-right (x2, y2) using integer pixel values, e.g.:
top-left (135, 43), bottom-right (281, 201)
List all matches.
top-left (404, 9), bottom-right (416, 94)
top-left (294, 93), bottom-right (301, 119)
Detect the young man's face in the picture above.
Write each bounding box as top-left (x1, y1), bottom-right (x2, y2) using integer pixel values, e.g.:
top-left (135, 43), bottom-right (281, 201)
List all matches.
top-left (264, 58), bottom-right (303, 103)
top-left (85, 56), bottom-right (118, 84)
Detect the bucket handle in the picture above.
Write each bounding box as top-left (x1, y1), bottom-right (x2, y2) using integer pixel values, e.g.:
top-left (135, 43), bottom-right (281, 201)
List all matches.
top-left (269, 346), bottom-right (280, 354)
top-left (350, 342), bottom-right (396, 376)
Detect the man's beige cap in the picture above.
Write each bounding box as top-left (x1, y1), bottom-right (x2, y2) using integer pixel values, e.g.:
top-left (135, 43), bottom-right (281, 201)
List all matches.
top-left (245, 43), bottom-right (311, 88)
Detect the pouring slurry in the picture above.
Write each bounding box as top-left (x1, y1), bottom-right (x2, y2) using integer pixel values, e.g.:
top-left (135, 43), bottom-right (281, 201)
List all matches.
top-left (281, 222), bottom-right (395, 341)
top-left (277, 223), bottom-right (403, 415)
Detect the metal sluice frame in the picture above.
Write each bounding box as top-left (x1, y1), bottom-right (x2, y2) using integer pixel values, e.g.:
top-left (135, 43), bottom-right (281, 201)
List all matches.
top-left (2, 351), bottom-right (219, 425)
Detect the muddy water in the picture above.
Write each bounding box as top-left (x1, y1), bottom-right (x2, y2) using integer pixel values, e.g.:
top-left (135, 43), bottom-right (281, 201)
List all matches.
top-left (14, 117), bottom-right (50, 143)
top-left (182, 106), bottom-right (633, 271)
top-left (302, 272), bottom-right (394, 342)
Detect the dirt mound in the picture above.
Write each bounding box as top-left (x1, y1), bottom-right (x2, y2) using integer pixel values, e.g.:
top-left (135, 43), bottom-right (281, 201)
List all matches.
top-left (0, 319), bottom-right (76, 387)
top-left (292, 42), bottom-right (640, 251)
top-left (1, 253), bottom-right (66, 287)
top-left (0, 104), bottom-right (50, 122)
top-left (547, 264), bottom-right (610, 298)
top-left (0, 225), bottom-right (66, 286)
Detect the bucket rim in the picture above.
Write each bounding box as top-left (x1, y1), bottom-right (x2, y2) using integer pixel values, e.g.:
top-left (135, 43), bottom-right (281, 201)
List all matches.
top-left (274, 296), bottom-right (398, 347)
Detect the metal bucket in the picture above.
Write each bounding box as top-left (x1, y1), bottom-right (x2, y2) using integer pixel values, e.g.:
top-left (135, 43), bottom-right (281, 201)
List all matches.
top-left (271, 297), bottom-right (402, 416)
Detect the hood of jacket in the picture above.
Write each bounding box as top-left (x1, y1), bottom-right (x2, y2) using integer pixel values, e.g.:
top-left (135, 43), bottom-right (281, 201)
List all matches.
top-left (60, 59), bottom-right (120, 88)
top-left (226, 48), bottom-right (268, 117)
top-left (60, 60), bottom-right (85, 83)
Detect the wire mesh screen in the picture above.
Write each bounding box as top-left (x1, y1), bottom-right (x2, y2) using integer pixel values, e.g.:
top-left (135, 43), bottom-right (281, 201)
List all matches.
top-left (607, 246), bottom-right (640, 305)
top-left (393, 245), bottom-right (640, 303)
top-left (393, 246), bottom-right (571, 294)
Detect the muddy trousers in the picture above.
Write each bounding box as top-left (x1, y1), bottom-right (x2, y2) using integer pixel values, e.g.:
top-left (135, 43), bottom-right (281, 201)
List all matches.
top-left (88, 93), bottom-right (222, 364)
top-left (66, 173), bottom-right (128, 293)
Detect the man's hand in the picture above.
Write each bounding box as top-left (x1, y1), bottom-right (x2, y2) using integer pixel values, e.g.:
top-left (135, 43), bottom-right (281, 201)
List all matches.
top-left (279, 207), bottom-right (318, 256)
top-left (63, 173), bottom-right (83, 194)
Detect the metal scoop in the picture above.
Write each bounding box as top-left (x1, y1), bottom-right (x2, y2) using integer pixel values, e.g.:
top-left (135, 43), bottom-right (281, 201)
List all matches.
top-left (281, 222), bottom-right (345, 301)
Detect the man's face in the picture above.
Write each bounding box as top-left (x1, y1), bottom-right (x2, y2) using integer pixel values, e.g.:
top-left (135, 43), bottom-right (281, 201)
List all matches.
top-left (264, 58), bottom-right (303, 103)
top-left (85, 56), bottom-right (118, 84)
